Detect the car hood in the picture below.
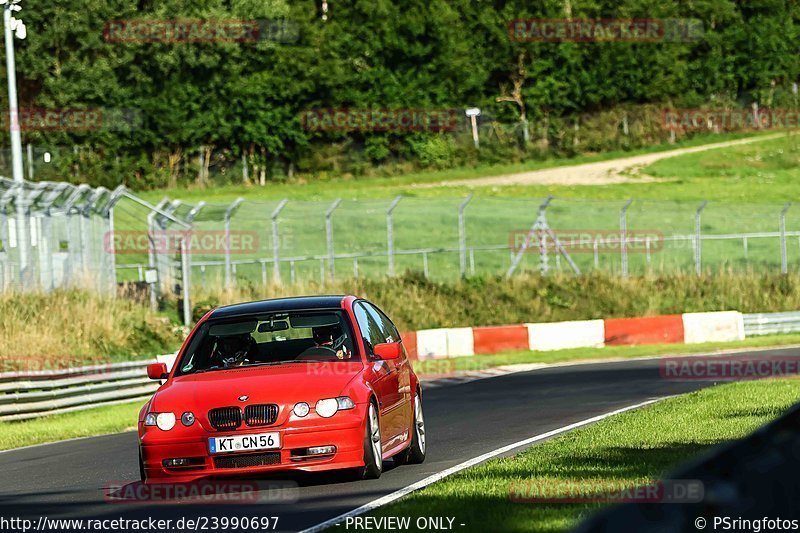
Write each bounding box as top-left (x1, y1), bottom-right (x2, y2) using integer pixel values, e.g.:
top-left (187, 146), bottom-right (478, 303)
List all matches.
top-left (150, 362), bottom-right (364, 413)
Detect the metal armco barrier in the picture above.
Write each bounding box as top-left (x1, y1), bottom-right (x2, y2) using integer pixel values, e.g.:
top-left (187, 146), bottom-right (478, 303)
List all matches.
top-left (0, 357), bottom-right (175, 422)
top-left (743, 311), bottom-right (800, 336)
top-left (575, 401), bottom-right (800, 533)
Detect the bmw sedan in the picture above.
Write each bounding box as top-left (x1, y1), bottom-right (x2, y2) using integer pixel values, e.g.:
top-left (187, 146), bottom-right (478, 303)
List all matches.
top-left (138, 295), bottom-right (425, 483)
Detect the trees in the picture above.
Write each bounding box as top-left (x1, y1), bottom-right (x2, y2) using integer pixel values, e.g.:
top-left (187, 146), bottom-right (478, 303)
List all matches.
top-left (0, 0), bottom-right (795, 188)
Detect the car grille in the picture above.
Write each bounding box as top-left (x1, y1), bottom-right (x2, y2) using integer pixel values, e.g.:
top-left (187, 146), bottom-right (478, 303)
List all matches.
top-left (208, 407), bottom-right (242, 431)
top-left (244, 404), bottom-right (278, 427)
top-left (214, 452), bottom-right (281, 469)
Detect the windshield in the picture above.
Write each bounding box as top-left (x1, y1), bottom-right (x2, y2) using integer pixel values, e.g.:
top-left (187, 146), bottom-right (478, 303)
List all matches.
top-left (176, 310), bottom-right (358, 375)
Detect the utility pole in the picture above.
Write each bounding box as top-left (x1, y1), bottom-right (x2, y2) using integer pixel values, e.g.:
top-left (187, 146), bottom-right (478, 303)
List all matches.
top-left (3, 1), bottom-right (27, 284)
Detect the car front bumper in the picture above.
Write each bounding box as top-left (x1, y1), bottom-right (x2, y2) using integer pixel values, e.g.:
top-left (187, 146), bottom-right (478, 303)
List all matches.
top-left (140, 409), bottom-right (365, 483)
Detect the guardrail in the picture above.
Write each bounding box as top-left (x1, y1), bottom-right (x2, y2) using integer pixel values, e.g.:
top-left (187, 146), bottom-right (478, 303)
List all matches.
top-left (0, 355), bottom-right (176, 422)
top-left (743, 311), bottom-right (800, 336)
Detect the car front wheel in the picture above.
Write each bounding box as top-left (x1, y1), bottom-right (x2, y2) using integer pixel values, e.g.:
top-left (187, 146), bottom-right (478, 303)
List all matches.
top-left (357, 402), bottom-right (382, 479)
top-left (395, 392), bottom-right (426, 465)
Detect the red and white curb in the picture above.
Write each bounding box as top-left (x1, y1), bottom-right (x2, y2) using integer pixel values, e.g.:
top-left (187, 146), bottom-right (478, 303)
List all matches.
top-left (403, 311), bottom-right (746, 360)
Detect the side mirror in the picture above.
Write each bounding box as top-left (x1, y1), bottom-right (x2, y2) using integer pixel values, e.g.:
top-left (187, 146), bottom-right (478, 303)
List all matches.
top-left (373, 342), bottom-right (402, 360)
top-left (147, 362), bottom-right (169, 380)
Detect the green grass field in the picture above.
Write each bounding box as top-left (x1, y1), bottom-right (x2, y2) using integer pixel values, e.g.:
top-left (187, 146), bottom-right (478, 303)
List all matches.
top-left (111, 132), bottom-right (800, 286)
top-left (367, 378), bottom-right (800, 532)
top-left (0, 402), bottom-right (142, 451)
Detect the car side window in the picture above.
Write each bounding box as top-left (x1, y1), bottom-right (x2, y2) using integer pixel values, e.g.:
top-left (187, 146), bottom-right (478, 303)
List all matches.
top-left (354, 302), bottom-right (385, 354)
top-left (363, 302), bottom-right (400, 344)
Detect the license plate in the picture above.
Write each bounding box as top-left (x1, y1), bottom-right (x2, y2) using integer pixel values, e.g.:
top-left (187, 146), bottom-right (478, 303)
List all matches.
top-left (208, 432), bottom-right (280, 454)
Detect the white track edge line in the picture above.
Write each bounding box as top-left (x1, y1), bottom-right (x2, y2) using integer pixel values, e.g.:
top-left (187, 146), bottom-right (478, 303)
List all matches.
top-left (299, 397), bottom-right (668, 533)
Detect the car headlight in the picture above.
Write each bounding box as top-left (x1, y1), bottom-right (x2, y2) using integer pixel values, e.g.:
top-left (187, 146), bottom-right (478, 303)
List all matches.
top-left (144, 412), bottom-right (176, 431)
top-left (181, 412), bottom-right (195, 426)
top-left (315, 397), bottom-right (355, 418)
top-left (293, 402), bottom-right (310, 417)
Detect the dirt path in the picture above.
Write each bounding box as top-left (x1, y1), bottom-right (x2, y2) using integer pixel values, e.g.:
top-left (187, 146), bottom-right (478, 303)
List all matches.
top-left (416, 133), bottom-right (786, 188)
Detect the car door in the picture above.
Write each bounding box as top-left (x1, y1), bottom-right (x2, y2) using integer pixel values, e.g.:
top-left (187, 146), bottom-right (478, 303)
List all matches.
top-left (361, 302), bottom-right (412, 449)
top-left (353, 302), bottom-right (401, 451)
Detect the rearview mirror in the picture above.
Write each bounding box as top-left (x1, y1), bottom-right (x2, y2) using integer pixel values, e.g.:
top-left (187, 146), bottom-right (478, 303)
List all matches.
top-left (257, 320), bottom-right (289, 333)
top-left (147, 362), bottom-right (168, 380)
top-left (373, 342), bottom-right (402, 360)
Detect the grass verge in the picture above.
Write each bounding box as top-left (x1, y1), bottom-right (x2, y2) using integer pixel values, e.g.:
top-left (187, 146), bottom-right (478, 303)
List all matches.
top-left (0, 401), bottom-right (142, 452)
top-left (368, 378), bottom-right (800, 532)
top-left (0, 290), bottom-right (184, 372)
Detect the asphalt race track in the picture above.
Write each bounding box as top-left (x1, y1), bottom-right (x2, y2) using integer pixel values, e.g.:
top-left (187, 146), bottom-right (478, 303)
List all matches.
top-left (1, 348), bottom-right (796, 532)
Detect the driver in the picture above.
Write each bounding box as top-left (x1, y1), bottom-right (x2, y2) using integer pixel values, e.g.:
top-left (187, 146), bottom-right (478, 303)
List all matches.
top-left (211, 333), bottom-right (256, 368)
top-left (309, 324), bottom-right (348, 359)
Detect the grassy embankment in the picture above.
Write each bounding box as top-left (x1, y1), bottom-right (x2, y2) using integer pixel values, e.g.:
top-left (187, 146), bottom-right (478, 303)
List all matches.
top-left (5, 270), bottom-right (800, 371)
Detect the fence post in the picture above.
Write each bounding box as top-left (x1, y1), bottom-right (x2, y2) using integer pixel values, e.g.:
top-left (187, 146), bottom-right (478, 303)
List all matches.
top-left (620, 198), bottom-right (633, 277)
top-left (223, 198), bottom-right (244, 288)
top-left (780, 202), bottom-right (792, 274)
top-left (458, 194), bottom-right (473, 277)
top-left (271, 199), bottom-right (288, 284)
top-left (146, 198), bottom-right (169, 311)
top-left (386, 195), bottom-right (403, 277)
top-left (694, 201), bottom-right (708, 275)
top-left (325, 198), bottom-right (342, 281)
top-left (100, 185), bottom-right (127, 296)
top-left (506, 195), bottom-right (553, 278)
top-left (180, 237), bottom-right (191, 327)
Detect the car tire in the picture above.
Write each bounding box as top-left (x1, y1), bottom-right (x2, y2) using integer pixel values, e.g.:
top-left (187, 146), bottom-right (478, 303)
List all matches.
top-left (395, 392), bottom-right (426, 465)
top-left (138, 448), bottom-right (146, 482)
top-left (355, 402), bottom-right (383, 480)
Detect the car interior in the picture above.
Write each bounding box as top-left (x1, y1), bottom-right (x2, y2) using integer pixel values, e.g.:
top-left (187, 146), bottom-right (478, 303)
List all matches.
top-left (177, 312), bottom-right (358, 374)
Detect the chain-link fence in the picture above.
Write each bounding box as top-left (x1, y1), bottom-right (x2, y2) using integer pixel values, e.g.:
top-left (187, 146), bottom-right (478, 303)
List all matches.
top-left (4, 179), bottom-right (800, 321)
top-left (0, 177), bottom-right (122, 293)
top-left (112, 195), bottom-right (800, 290)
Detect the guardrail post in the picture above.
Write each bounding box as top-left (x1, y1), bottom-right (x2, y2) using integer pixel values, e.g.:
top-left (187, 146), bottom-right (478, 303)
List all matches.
top-left (271, 199), bottom-right (288, 284)
top-left (694, 201), bottom-right (708, 275)
top-left (386, 195), bottom-right (402, 277)
top-left (325, 198), bottom-right (342, 281)
top-left (223, 198), bottom-right (244, 288)
top-left (780, 202), bottom-right (792, 274)
top-left (458, 194), bottom-right (473, 277)
top-left (620, 199), bottom-right (633, 277)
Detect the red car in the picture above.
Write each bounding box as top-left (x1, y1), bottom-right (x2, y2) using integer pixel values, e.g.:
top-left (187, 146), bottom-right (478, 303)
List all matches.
top-left (138, 295), bottom-right (425, 483)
